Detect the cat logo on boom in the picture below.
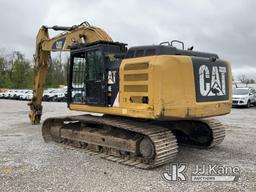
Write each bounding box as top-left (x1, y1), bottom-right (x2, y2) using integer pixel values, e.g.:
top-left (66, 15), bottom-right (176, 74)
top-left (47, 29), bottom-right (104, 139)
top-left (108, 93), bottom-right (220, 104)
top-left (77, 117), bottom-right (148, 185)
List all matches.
top-left (199, 65), bottom-right (227, 97)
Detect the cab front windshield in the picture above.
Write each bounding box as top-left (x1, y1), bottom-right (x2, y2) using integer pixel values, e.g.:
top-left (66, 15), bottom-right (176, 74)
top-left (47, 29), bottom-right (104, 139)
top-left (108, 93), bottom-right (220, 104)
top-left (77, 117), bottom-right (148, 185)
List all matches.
top-left (233, 89), bottom-right (249, 95)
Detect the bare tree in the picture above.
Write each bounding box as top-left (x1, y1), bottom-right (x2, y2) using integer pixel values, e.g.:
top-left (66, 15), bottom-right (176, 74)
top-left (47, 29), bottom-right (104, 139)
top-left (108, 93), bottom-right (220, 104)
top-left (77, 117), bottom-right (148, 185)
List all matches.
top-left (238, 74), bottom-right (246, 83)
top-left (237, 74), bottom-right (256, 86)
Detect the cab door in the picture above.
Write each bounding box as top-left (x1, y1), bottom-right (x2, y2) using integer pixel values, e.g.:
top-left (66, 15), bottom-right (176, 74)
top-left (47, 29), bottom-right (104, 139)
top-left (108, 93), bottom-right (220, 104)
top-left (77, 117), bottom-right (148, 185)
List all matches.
top-left (85, 49), bottom-right (106, 106)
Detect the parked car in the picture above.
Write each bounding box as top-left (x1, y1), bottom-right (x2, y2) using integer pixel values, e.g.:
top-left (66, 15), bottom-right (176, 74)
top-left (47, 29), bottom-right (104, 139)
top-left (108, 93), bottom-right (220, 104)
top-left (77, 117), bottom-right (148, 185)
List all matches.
top-left (9, 90), bottom-right (21, 99)
top-left (0, 90), bottom-right (8, 99)
top-left (19, 90), bottom-right (33, 100)
top-left (43, 89), bottom-right (66, 102)
top-left (232, 87), bottom-right (256, 107)
top-left (1, 89), bottom-right (16, 99)
top-left (12, 89), bottom-right (28, 100)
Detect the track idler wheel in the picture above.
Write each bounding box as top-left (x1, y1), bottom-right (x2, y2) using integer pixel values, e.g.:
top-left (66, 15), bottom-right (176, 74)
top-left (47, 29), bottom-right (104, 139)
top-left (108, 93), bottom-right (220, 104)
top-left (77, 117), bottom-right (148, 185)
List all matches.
top-left (139, 137), bottom-right (155, 159)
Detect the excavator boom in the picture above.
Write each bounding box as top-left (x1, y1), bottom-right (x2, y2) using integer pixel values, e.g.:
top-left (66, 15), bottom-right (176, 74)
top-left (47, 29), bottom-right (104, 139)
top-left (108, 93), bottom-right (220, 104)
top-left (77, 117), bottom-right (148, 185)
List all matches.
top-left (28, 21), bottom-right (112, 124)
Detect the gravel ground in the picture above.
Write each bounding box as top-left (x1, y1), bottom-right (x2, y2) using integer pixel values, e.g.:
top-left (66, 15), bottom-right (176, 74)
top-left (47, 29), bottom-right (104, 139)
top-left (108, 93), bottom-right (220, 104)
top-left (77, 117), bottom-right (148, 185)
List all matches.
top-left (0, 100), bottom-right (255, 192)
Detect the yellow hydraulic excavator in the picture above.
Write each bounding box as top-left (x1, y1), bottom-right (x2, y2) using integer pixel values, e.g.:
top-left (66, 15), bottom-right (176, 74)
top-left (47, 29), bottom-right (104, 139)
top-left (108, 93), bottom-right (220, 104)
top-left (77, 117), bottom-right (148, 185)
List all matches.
top-left (29, 21), bottom-right (232, 169)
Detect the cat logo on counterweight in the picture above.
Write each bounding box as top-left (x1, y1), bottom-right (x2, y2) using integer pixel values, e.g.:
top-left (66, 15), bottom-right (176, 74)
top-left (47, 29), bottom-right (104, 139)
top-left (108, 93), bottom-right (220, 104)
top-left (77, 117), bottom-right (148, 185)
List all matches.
top-left (193, 59), bottom-right (229, 102)
top-left (199, 65), bottom-right (227, 97)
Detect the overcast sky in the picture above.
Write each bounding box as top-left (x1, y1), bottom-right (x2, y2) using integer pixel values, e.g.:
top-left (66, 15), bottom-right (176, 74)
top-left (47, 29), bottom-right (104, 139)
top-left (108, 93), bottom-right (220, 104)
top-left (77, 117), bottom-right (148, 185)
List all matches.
top-left (0, 0), bottom-right (255, 78)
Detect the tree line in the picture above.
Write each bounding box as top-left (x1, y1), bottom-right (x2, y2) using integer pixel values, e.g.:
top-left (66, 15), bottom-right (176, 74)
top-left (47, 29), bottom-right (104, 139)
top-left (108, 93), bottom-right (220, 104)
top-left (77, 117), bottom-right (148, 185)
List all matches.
top-left (237, 74), bottom-right (255, 84)
top-left (0, 51), bottom-right (68, 89)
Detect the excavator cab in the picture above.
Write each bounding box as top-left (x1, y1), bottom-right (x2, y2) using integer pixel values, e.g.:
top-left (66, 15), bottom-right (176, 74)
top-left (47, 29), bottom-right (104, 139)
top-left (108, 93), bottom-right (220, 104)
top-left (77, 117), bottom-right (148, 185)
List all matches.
top-left (68, 41), bottom-right (127, 107)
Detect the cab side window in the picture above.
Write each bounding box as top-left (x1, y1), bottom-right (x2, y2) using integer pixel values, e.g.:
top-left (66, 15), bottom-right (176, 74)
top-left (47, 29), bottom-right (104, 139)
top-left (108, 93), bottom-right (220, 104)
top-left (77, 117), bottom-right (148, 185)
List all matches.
top-left (71, 54), bottom-right (86, 103)
top-left (87, 50), bottom-right (104, 81)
